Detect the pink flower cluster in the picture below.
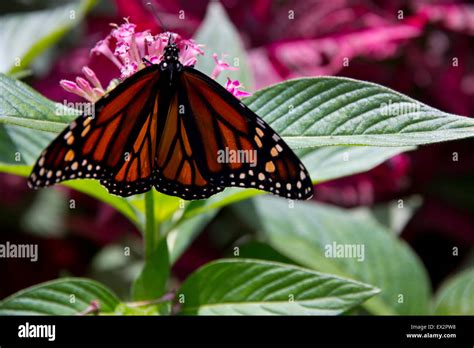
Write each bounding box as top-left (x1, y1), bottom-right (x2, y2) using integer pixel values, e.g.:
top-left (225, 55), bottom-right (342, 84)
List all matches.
top-left (60, 20), bottom-right (250, 102)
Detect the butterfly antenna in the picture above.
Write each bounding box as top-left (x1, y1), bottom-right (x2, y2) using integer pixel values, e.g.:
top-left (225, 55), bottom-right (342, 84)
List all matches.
top-left (144, 1), bottom-right (168, 32)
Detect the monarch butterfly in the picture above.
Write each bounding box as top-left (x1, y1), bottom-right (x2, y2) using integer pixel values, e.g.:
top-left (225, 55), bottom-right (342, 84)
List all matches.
top-left (28, 38), bottom-right (314, 200)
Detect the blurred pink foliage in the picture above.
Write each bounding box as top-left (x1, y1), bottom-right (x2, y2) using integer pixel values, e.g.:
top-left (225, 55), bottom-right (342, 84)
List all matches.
top-left (417, 3), bottom-right (474, 35)
top-left (249, 21), bottom-right (423, 88)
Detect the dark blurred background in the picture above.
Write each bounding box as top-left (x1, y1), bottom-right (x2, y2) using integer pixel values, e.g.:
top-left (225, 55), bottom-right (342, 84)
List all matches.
top-left (1, 0), bottom-right (473, 299)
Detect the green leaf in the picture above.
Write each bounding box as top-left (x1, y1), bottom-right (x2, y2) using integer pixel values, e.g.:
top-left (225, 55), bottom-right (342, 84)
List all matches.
top-left (244, 76), bottom-right (474, 147)
top-left (0, 72), bottom-right (75, 131)
top-left (178, 259), bottom-right (379, 315)
top-left (232, 241), bottom-right (295, 264)
top-left (65, 180), bottom-right (140, 226)
top-left (298, 145), bottom-right (414, 184)
top-left (234, 196), bottom-right (431, 315)
top-left (194, 1), bottom-right (253, 88)
top-left (0, 73), bottom-right (74, 165)
top-left (132, 237), bottom-right (170, 301)
top-left (1, 0), bottom-right (95, 74)
top-left (0, 278), bottom-right (120, 315)
top-left (434, 268), bottom-right (474, 315)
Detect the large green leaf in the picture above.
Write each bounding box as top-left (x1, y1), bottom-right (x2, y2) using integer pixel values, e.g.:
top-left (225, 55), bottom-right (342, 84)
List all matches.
top-left (194, 1), bottom-right (253, 88)
top-left (0, 0), bottom-right (95, 73)
top-left (0, 278), bottom-right (120, 315)
top-left (234, 196), bottom-right (431, 315)
top-left (178, 259), bottom-right (379, 315)
top-left (244, 77), bottom-right (474, 147)
top-left (434, 268), bottom-right (474, 315)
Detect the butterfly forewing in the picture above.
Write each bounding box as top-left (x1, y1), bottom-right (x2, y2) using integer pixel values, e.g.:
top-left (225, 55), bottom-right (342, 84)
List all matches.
top-left (28, 67), bottom-right (161, 195)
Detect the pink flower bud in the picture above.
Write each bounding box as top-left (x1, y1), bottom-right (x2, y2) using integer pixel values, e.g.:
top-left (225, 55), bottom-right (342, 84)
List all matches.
top-left (60, 80), bottom-right (79, 93)
top-left (82, 66), bottom-right (103, 90)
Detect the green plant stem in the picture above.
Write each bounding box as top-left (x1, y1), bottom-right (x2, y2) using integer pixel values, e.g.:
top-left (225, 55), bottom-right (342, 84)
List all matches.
top-left (144, 190), bottom-right (157, 259)
top-left (133, 191), bottom-right (170, 303)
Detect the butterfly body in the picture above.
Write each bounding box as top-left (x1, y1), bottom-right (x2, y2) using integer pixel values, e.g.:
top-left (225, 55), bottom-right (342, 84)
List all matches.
top-left (28, 40), bottom-right (314, 200)
top-left (159, 43), bottom-right (184, 85)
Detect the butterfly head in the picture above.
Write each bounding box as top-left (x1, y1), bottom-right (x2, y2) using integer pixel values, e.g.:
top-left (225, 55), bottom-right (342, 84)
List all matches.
top-left (163, 43), bottom-right (179, 62)
top-left (160, 42), bottom-right (182, 72)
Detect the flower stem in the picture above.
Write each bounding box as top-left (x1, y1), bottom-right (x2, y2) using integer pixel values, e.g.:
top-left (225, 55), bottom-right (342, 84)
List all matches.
top-left (144, 190), bottom-right (157, 259)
